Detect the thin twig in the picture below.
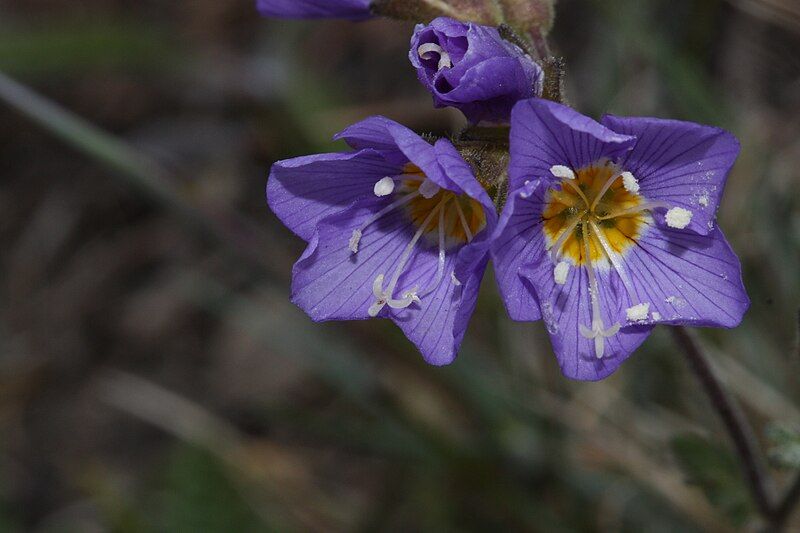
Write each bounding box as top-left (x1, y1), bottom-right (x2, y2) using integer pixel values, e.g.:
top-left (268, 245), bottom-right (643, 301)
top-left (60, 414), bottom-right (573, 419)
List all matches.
top-left (671, 327), bottom-right (776, 520)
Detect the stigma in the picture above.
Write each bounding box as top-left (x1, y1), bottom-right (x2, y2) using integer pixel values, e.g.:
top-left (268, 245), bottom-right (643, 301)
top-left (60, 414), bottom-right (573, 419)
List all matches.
top-left (543, 159), bottom-right (686, 359)
top-left (350, 166), bottom-right (485, 317)
top-left (418, 43), bottom-right (452, 71)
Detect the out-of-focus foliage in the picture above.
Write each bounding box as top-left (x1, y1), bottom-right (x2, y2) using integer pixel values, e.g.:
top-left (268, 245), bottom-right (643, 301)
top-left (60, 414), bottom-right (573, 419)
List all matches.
top-left (768, 425), bottom-right (800, 470)
top-left (0, 0), bottom-right (798, 531)
top-left (672, 434), bottom-right (753, 526)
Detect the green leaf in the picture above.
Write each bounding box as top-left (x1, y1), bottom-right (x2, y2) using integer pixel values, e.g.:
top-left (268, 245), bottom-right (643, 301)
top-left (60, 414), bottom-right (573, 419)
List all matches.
top-left (671, 434), bottom-right (753, 526)
top-left (766, 424), bottom-right (800, 470)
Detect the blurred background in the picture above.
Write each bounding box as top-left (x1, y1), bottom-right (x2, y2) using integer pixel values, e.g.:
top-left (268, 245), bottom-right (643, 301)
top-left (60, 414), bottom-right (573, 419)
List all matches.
top-left (0, 0), bottom-right (799, 531)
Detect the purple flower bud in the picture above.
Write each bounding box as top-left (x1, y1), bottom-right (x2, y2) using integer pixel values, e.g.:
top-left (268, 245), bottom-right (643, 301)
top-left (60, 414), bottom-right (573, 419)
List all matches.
top-left (410, 17), bottom-right (543, 124)
top-left (256, 0), bottom-right (373, 20)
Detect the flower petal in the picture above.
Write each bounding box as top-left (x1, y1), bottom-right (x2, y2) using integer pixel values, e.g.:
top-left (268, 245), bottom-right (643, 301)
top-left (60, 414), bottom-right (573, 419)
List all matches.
top-left (256, 0), bottom-right (372, 20)
top-left (620, 225), bottom-right (750, 328)
top-left (522, 261), bottom-right (653, 381)
top-left (601, 115), bottom-right (740, 235)
top-left (433, 139), bottom-right (494, 207)
top-left (509, 99), bottom-right (636, 190)
top-left (440, 57), bottom-right (542, 124)
top-left (267, 150), bottom-right (400, 241)
top-left (334, 116), bottom-right (453, 186)
top-left (291, 196), bottom-right (488, 365)
top-left (491, 180), bottom-right (544, 321)
top-left (409, 18), bottom-right (542, 124)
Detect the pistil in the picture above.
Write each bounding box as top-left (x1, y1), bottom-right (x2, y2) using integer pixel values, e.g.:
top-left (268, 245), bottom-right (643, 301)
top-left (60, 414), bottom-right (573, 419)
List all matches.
top-left (370, 199), bottom-right (446, 316)
top-left (578, 222), bottom-right (621, 359)
top-left (418, 43), bottom-right (452, 71)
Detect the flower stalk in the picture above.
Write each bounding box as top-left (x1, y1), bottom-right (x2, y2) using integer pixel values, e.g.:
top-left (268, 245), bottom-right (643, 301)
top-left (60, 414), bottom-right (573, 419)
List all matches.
top-left (671, 327), bottom-right (776, 522)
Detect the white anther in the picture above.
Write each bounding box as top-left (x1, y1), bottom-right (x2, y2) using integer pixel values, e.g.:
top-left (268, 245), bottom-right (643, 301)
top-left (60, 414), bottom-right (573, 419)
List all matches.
top-left (626, 302), bottom-right (650, 322)
top-left (451, 271), bottom-right (461, 286)
top-left (652, 312), bottom-right (662, 321)
top-left (418, 179), bottom-right (441, 199)
top-left (550, 165), bottom-right (576, 180)
top-left (349, 229), bottom-right (362, 254)
top-left (665, 207), bottom-right (693, 229)
top-left (373, 176), bottom-right (395, 197)
top-left (553, 261), bottom-right (570, 285)
top-left (418, 43), bottom-right (452, 70)
top-left (621, 171), bottom-right (640, 193)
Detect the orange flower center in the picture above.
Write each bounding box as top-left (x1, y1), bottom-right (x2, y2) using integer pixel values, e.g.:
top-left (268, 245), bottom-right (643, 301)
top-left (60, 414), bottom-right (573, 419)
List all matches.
top-left (543, 160), bottom-right (649, 266)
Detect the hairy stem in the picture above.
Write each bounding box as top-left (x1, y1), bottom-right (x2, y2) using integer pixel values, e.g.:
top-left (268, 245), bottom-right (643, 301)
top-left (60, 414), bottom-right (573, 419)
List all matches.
top-left (671, 327), bottom-right (776, 521)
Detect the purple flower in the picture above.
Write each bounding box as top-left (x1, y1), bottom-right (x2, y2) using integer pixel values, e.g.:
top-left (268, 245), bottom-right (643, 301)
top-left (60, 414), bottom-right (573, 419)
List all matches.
top-left (256, 0), bottom-right (372, 20)
top-left (268, 116), bottom-right (497, 364)
top-left (409, 17), bottom-right (543, 124)
top-left (492, 99), bottom-right (749, 380)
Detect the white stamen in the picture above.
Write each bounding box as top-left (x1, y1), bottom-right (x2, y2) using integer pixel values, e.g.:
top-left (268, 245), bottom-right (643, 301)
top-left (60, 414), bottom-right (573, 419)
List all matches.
top-left (368, 274), bottom-right (387, 317)
top-left (349, 191), bottom-right (421, 253)
top-left (589, 220), bottom-right (638, 300)
top-left (454, 200), bottom-right (474, 242)
top-left (419, 206), bottom-right (447, 299)
top-left (548, 216), bottom-right (583, 263)
top-left (621, 171), bottom-right (640, 193)
top-left (597, 200), bottom-right (671, 221)
top-left (626, 302), bottom-right (650, 322)
top-left (418, 43), bottom-right (452, 70)
top-left (550, 165), bottom-right (576, 180)
top-left (578, 222), bottom-right (621, 359)
top-left (652, 311), bottom-right (662, 321)
top-left (451, 272), bottom-right (461, 286)
top-left (349, 229), bottom-right (362, 254)
top-left (590, 169), bottom-right (623, 211)
top-left (554, 261), bottom-right (570, 285)
top-left (369, 200), bottom-right (445, 316)
top-left (665, 207), bottom-right (693, 229)
top-left (373, 176), bottom-right (395, 197)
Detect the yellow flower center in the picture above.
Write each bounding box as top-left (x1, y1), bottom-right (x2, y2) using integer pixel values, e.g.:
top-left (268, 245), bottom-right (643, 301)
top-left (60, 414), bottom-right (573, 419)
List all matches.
top-left (401, 165), bottom-right (487, 247)
top-left (543, 160), bottom-right (649, 266)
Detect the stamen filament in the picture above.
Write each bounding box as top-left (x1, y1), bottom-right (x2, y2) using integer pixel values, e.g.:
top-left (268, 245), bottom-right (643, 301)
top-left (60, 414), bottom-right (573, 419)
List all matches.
top-left (590, 171), bottom-right (623, 211)
top-left (597, 201), bottom-right (671, 221)
top-left (548, 215), bottom-right (584, 263)
top-left (562, 179), bottom-right (592, 208)
top-left (386, 200), bottom-right (445, 296)
top-left (350, 190), bottom-right (421, 254)
top-left (579, 222), bottom-right (621, 359)
top-left (454, 200), bottom-right (474, 243)
top-left (420, 205), bottom-right (448, 298)
top-left (589, 220), bottom-right (639, 302)
top-left (369, 199), bottom-right (447, 316)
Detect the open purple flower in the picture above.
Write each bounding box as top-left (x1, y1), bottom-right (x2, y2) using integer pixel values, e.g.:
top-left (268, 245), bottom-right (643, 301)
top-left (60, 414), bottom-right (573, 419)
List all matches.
top-left (256, 0), bottom-right (372, 20)
top-left (410, 17), bottom-right (543, 124)
top-left (268, 116), bottom-right (497, 364)
top-left (492, 99), bottom-right (749, 380)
